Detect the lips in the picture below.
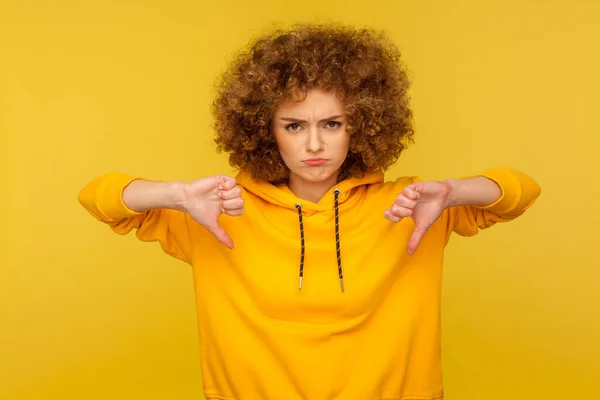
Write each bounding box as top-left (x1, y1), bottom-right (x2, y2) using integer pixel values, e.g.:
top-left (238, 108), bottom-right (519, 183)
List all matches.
top-left (304, 158), bottom-right (326, 166)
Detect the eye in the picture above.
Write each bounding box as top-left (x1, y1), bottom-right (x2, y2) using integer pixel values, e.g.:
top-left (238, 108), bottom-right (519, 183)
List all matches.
top-left (285, 123), bottom-right (302, 132)
top-left (325, 121), bottom-right (342, 129)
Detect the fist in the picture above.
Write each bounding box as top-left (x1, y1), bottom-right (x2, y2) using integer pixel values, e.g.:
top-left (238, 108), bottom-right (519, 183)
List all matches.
top-left (384, 181), bottom-right (451, 255)
top-left (182, 175), bottom-right (244, 249)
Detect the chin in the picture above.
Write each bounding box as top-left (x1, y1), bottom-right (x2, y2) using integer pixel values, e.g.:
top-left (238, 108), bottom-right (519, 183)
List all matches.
top-left (294, 167), bottom-right (339, 183)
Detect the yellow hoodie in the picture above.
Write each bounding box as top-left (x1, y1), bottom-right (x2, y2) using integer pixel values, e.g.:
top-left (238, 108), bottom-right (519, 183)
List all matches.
top-left (78, 167), bottom-right (540, 400)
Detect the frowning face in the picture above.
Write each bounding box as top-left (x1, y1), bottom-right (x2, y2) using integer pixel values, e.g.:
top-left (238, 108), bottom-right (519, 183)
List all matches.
top-left (273, 89), bottom-right (350, 192)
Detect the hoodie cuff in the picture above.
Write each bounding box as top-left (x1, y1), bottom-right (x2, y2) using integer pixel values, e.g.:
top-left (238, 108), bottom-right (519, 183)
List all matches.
top-left (473, 168), bottom-right (522, 214)
top-left (98, 173), bottom-right (145, 219)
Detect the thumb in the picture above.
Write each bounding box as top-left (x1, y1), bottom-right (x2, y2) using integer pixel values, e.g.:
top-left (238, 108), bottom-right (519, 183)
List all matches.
top-left (206, 221), bottom-right (234, 249)
top-left (407, 225), bottom-right (428, 255)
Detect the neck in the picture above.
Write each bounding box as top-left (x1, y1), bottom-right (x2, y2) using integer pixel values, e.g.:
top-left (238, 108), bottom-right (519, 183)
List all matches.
top-left (288, 172), bottom-right (339, 203)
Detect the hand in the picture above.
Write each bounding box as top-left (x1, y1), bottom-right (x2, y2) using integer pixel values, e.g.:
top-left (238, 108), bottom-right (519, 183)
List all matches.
top-left (182, 175), bottom-right (244, 249)
top-left (384, 181), bottom-right (452, 255)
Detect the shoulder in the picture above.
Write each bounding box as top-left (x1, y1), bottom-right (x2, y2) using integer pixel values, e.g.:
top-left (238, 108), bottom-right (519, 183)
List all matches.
top-left (367, 174), bottom-right (420, 196)
top-left (354, 174), bottom-right (420, 208)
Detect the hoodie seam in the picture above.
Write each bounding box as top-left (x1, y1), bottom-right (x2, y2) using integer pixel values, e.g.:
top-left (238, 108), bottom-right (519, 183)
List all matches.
top-left (205, 396), bottom-right (443, 400)
top-left (205, 396), bottom-right (238, 400)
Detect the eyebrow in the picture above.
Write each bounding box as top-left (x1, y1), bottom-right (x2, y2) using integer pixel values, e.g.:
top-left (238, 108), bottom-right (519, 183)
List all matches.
top-left (279, 115), bottom-right (344, 123)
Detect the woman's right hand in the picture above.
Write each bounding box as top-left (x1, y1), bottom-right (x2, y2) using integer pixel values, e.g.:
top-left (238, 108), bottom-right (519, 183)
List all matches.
top-left (182, 175), bottom-right (244, 249)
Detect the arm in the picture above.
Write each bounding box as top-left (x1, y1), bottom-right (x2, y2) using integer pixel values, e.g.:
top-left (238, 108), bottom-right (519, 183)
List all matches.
top-left (445, 167), bottom-right (542, 236)
top-left (122, 178), bottom-right (186, 213)
top-left (79, 172), bottom-right (244, 254)
top-left (78, 173), bottom-right (194, 263)
top-left (385, 167), bottom-right (541, 253)
top-left (445, 176), bottom-right (502, 208)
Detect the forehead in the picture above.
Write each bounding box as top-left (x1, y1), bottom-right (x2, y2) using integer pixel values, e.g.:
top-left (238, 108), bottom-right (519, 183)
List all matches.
top-left (275, 89), bottom-right (344, 117)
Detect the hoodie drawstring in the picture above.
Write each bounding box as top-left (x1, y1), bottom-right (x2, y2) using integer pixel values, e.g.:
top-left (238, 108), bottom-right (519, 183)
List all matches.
top-left (295, 203), bottom-right (306, 290)
top-left (333, 189), bottom-right (344, 292)
top-left (294, 188), bottom-right (344, 292)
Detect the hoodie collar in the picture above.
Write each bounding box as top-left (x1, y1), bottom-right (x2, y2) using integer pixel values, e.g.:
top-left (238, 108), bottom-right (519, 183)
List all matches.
top-left (235, 170), bottom-right (384, 215)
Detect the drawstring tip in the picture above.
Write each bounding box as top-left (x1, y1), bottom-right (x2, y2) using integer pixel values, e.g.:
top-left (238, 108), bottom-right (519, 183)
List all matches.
top-left (339, 278), bottom-right (345, 292)
top-left (298, 276), bottom-right (303, 290)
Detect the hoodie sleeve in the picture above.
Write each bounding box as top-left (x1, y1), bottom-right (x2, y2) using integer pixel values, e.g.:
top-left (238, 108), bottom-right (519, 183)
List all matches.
top-left (77, 172), bottom-right (194, 264)
top-left (446, 167), bottom-right (541, 237)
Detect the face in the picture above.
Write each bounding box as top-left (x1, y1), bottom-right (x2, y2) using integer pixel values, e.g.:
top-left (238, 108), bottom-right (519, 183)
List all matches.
top-left (273, 89), bottom-right (350, 186)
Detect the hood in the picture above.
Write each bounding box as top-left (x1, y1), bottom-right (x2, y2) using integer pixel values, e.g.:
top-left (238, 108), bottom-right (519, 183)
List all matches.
top-left (235, 170), bottom-right (384, 215)
top-left (235, 169), bottom-right (384, 292)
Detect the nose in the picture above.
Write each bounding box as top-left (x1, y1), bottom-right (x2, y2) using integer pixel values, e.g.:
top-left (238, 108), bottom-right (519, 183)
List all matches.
top-left (306, 126), bottom-right (323, 153)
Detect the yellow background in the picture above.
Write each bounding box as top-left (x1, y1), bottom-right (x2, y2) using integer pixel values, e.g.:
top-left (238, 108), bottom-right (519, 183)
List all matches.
top-left (2, 0), bottom-right (599, 399)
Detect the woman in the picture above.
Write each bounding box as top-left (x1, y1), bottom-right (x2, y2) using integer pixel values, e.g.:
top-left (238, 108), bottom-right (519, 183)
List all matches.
top-left (78, 24), bottom-right (540, 400)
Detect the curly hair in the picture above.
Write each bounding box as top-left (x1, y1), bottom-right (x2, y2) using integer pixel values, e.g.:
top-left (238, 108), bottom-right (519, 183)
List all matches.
top-left (211, 23), bottom-right (414, 183)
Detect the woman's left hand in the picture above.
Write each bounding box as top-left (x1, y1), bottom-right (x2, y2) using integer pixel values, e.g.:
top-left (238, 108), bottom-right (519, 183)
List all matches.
top-left (384, 181), bottom-right (452, 255)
